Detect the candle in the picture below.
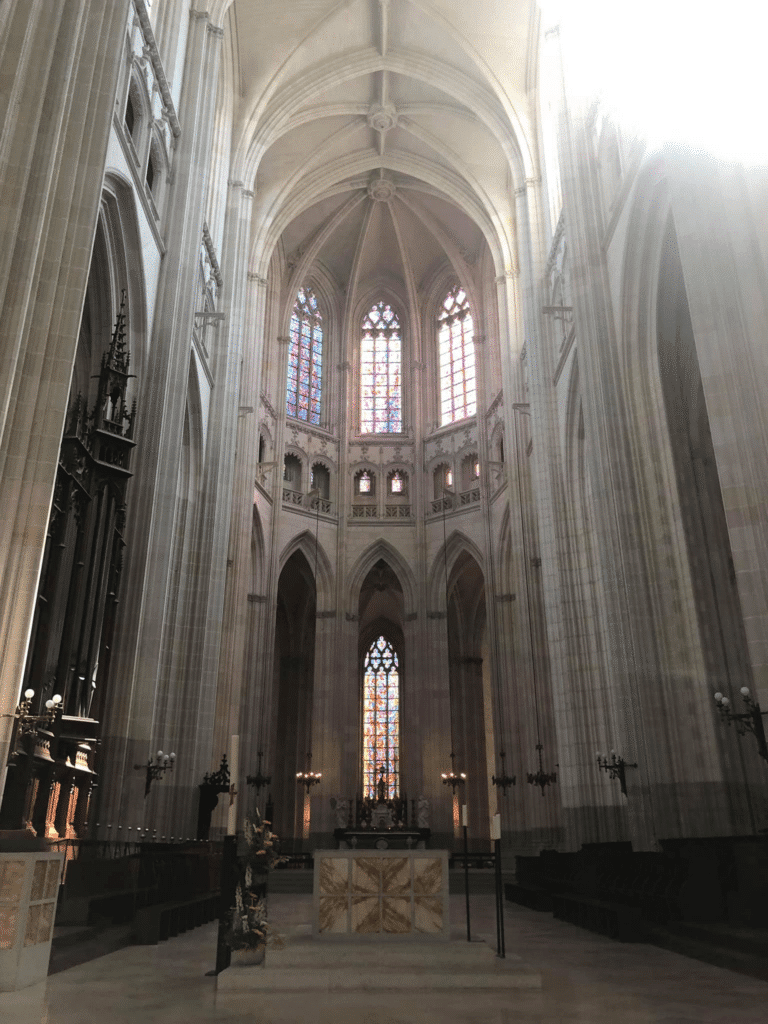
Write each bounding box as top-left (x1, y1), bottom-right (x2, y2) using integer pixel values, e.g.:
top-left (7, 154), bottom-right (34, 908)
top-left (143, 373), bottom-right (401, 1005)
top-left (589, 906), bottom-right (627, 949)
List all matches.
top-left (461, 804), bottom-right (468, 828)
top-left (227, 734), bottom-right (239, 836)
top-left (491, 813), bottom-right (501, 840)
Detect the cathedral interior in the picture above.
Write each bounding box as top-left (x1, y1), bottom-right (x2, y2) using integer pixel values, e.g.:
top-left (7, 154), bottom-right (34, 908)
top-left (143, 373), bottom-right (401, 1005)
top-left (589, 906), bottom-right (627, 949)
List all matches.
top-left (1, 0), bottom-right (767, 1017)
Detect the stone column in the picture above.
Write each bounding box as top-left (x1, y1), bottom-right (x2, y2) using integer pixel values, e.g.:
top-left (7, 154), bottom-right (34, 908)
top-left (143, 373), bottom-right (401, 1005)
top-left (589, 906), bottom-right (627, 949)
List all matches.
top-left (97, 8), bottom-right (225, 836)
top-left (666, 150), bottom-right (768, 703)
top-left (309, 600), bottom-right (342, 848)
top-left (0, 0), bottom-right (131, 797)
top-left (500, 180), bottom-right (565, 851)
top-left (150, 180), bottom-right (253, 841)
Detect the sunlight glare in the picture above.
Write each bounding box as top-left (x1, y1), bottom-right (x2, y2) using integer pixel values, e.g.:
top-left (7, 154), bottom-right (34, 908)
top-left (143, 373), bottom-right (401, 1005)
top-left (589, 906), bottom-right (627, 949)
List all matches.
top-left (540, 0), bottom-right (768, 164)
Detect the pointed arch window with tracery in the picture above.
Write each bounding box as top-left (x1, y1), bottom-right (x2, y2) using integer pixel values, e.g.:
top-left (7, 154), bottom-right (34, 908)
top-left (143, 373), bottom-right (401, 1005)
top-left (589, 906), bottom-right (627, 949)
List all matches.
top-left (360, 301), bottom-right (402, 434)
top-left (286, 286), bottom-right (322, 424)
top-left (362, 636), bottom-right (400, 800)
top-left (438, 285), bottom-right (476, 425)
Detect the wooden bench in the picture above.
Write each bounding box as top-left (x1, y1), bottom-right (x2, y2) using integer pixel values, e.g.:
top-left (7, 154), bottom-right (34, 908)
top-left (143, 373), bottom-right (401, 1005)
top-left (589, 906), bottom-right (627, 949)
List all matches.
top-left (505, 881), bottom-right (554, 912)
top-left (132, 891), bottom-right (219, 944)
top-left (551, 892), bottom-right (643, 942)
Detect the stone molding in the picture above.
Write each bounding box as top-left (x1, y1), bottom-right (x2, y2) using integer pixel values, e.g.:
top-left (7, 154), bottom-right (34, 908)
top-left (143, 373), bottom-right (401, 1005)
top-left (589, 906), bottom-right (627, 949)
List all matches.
top-left (260, 394), bottom-right (277, 420)
top-left (201, 221), bottom-right (223, 288)
top-left (131, 0), bottom-right (180, 138)
top-left (545, 209), bottom-right (566, 277)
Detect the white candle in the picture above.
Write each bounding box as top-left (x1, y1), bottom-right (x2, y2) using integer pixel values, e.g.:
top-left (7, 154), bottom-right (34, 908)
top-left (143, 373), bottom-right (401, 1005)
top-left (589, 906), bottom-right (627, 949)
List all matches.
top-left (461, 804), bottom-right (468, 828)
top-left (227, 734), bottom-right (239, 836)
top-left (491, 813), bottom-right (501, 840)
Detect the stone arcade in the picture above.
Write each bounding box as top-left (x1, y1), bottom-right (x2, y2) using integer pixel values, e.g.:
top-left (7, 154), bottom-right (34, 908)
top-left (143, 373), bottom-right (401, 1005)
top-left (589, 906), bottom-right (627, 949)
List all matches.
top-left (1, 0), bottom-right (767, 1015)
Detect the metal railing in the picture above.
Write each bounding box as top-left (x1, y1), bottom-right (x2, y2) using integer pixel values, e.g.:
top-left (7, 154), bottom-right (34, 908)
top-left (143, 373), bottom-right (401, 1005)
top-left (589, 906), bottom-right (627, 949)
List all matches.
top-left (282, 488), bottom-right (333, 515)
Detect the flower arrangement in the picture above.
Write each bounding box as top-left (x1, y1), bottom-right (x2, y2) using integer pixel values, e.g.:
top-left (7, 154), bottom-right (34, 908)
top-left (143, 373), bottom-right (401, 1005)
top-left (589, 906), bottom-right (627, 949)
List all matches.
top-left (241, 811), bottom-right (288, 872)
top-left (226, 808), bottom-right (288, 952)
top-left (229, 883), bottom-right (270, 950)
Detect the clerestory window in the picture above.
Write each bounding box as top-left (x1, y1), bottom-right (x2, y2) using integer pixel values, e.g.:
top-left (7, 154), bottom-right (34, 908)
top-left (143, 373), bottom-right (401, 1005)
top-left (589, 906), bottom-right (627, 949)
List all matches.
top-left (286, 287), bottom-right (322, 424)
top-left (360, 301), bottom-right (402, 434)
top-left (438, 285), bottom-right (476, 425)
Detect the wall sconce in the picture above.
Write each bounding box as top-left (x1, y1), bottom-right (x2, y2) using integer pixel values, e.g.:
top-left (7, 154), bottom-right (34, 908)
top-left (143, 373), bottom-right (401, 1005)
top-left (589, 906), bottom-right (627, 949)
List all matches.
top-left (526, 743), bottom-right (557, 795)
top-left (714, 688), bottom-right (768, 761)
top-left (491, 750), bottom-right (516, 795)
top-left (596, 750), bottom-right (637, 797)
top-left (135, 750), bottom-right (175, 797)
top-left (296, 752), bottom-right (321, 793)
top-left (4, 689), bottom-right (62, 740)
top-left (247, 750), bottom-right (272, 794)
top-left (441, 751), bottom-right (466, 792)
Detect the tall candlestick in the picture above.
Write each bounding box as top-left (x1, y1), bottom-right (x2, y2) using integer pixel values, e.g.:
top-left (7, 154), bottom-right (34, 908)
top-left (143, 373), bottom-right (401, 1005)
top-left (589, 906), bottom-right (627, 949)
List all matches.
top-left (227, 734), bottom-right (239, 836)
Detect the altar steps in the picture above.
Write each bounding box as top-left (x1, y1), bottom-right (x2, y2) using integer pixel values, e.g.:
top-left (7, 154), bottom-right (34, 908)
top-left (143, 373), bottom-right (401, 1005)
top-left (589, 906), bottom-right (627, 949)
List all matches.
top-left (216, 934), bottom-right (541, 992)
top-left (449, 868), bottom-right (497, 894)
top-left (268, 871), bottom-right (313, 894)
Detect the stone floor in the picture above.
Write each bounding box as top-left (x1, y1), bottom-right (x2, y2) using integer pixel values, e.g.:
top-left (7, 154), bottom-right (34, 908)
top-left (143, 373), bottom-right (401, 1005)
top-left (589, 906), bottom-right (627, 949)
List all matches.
top-left (1, 894), bottom-right (767, 1023)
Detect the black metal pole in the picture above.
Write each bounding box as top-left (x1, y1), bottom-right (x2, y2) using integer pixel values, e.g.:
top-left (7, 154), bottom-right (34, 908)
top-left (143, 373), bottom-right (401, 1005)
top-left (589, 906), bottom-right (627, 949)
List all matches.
top-left (463, 822), bottom-right (471, 942)
top-left (494, 837), bottom-right (505, 957)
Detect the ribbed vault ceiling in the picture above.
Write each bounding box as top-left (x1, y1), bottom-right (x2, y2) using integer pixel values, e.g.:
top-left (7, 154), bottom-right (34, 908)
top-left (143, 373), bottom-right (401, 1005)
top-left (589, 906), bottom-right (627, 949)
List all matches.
top-left (229, 0), bottom-right (538, 283)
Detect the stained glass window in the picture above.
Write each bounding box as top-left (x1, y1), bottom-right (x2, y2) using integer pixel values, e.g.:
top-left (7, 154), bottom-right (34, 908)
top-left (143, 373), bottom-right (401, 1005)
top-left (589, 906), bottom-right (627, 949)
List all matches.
top-left (358, 471), bottom-right (372, 494)
top-left (438, 285), bottom-right (476, 425)
top-left (360, 302), bottom-right (402, 434)
top-left (390, 472), bottom-right (403, 494)
top-left (362, 636), bottom-right (400, 800)
top-left (286, 287), bottom-right (322, 424)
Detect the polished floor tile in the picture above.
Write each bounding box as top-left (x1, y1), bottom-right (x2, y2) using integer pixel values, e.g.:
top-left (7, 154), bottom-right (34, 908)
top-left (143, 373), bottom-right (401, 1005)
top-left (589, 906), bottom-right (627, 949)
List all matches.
top-left (1, 894), bottom-right (766, 1024)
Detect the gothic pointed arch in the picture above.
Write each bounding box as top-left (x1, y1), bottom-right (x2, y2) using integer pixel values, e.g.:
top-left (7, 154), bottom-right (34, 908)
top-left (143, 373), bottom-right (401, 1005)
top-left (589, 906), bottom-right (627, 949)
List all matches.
top-left (427, 529), bottom-right (485, 611)
top-left (279, 529), bottom-right (334, 612)
top-left (347, 539), bottom-right (418, 618)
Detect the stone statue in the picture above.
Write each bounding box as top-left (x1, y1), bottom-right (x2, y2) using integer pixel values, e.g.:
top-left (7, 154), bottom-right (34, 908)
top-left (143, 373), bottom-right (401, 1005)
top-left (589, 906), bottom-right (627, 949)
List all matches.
top-left (330, 797), bottom-right (350, 829)
top-left (417, 796), bottom-right (430, 829)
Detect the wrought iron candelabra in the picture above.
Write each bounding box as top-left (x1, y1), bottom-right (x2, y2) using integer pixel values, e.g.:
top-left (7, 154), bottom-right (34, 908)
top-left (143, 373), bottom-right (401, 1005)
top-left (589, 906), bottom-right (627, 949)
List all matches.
top-left (247, 750), bottom-right (272, 794)
top-left (135, 750), bottom-right (175, 797)
top-left (441, 751), bottom-right (466, 792)
top-left (714, 688), bottom-right (768, 761)
top-left (296, 752), bottom-right (322, 793)
top-left (491, 750), bottom-right (516, 795)
top-left (202, 753), bottom-right (230, 792)
top-left (596, 750), bottom-right (637, 797)
top-left (526, 743), bottom-right (557, 795)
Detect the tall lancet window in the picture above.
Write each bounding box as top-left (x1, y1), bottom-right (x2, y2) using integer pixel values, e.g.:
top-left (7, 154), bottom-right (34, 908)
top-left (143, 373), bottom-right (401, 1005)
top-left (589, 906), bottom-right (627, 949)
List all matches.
top-left (438, 285), bottom-right (476, 424)
top-left (360, 301), bottom-right (402, 433)
top-left (362, 636), bottom-right (400, 800)
top-left (286, 287), bottom-right (322, 424)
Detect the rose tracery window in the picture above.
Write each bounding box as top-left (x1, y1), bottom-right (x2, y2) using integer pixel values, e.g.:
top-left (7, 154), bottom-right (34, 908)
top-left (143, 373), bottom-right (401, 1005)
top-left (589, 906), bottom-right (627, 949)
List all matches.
top-left (360, 301), bottom-right (402, 434)
top-left (438, 285), bottom-right (476, 425)
top-left (286, 287), bottom-right (322, 424)
top-left (362, 636), bottom-right (400, 800)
